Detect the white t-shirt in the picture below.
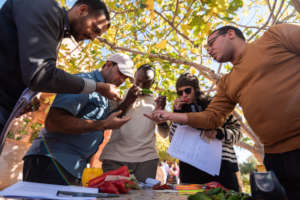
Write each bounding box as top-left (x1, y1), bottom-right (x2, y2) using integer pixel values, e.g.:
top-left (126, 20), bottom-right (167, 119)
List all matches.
top-left (101, 95), bottom-right (158, 162)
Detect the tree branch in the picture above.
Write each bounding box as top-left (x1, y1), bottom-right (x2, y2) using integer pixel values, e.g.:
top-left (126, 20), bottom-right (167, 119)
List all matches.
top-left (172, 0), bottom-right (179, 24)
top-left (272, 0), bottom-right (285, 25)
top-left (97, 37), bottom-right (220, 81)
top-left (236, 141), bottom-right (264, 163)
top-left (248, 0), bottom-right (277, 41)
top-left (291, 0), bottom-right (300, 13)
top-left (154, 9), bottom-right (195, 45)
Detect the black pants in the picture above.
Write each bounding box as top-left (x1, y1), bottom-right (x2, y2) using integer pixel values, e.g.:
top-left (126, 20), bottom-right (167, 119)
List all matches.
top-left (179, 160), bottom-right (239, 191)
top-left (264, 149), bottom-right (300, 200)
top-left (23, 155), bottom-right (81, 185)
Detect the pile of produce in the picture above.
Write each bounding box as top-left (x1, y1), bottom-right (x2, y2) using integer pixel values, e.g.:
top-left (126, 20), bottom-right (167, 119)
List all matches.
top-left (188, 186), bottom-right (253, 200)
top-left (87, 166), bottom-right (139, 194)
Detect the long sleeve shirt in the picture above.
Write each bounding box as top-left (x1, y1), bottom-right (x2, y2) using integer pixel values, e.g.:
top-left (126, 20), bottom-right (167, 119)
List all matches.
top-left (0, 0), bottom-right (94, 112)
top-left (187, 23), bottom-right (300, 154)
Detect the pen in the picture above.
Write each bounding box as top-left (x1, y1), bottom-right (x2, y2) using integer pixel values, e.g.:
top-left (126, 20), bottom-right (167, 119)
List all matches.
top-left (56, 190), bottom-right (119, 198)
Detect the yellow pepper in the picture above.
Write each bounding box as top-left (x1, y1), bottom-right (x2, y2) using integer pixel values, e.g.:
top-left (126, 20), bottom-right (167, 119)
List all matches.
top-left (81, 167), bottom-right (103, 187)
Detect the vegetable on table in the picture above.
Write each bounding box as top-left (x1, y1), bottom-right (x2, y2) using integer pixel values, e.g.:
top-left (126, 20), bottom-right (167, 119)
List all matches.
top-left (88, 166), bottom-right (130, 188)
top-left (187, 187), bottom-right (253, 200)
top-left (98, 181), bottom-right (120, 194)
top-left (87, 166), bottom-right (140, 194)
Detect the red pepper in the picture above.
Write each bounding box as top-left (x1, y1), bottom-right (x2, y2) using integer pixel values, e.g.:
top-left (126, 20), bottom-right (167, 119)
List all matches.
top-left (98, 181), bottom-right (120, 194)
top-left (152, 184), bottom-right (173, 190)
top-left (205, 181), bottom-right (226, 190)
top-left (88, 166), bottom-right (130, 187)
top-left (111, 180), bottom-right (129, 194)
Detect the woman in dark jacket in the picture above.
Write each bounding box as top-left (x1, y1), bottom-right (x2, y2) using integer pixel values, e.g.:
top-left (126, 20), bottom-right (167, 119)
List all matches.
top-left (169, 73), bottom-right (241, 191)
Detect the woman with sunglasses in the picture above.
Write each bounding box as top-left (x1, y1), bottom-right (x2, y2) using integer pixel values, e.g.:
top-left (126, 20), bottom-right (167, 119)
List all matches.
top-left (169, 73), bottom-right (241, 191)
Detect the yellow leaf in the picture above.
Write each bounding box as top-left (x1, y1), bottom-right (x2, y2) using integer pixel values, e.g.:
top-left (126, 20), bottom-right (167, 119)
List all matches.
top-left (181, 24), bottom-right (190, 36)
top-left (146, 0), bottom-right (154, 10)
top-left (190, 68), bottom-right (197, 75)
top-left (155, 40), bottom-right (167, 49)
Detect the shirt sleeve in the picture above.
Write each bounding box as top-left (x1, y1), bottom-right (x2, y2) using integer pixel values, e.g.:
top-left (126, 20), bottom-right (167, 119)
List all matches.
top-left (13, 0), bottom-right (86, 93)
top-left (51, 93), bottom-right (89, 117)
top-left (267, 23), bottom-right (300, 55)
top-left (216, 115), bottom-right (241, 145)
top-left (186, 76), bottom-right (236, 129)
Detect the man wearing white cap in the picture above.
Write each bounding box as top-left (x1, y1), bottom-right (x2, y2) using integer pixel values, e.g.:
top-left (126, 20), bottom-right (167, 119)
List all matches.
top-left (23, 53), bottom-right (134, 185)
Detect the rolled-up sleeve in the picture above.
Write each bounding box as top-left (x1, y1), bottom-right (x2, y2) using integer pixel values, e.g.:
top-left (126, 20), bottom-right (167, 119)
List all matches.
top-left (13, 0), bottom-right (86, 93)
top-left (186, 76), bottom-right (236, 129)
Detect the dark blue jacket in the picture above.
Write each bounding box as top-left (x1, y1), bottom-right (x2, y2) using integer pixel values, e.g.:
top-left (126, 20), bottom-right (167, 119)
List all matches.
top-left (0, 0), bottom-right (84, 113)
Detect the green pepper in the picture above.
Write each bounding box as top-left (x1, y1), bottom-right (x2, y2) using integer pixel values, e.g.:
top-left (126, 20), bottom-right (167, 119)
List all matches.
top-left (206, 187), bottom-right (223, 196)
top-left (213, 191), bottom-right (226, 200)
top-left (188, 192), bottom-right (212, 200)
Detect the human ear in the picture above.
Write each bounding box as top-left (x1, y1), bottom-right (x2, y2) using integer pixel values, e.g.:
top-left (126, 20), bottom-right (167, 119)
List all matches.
top-left (78, 4), bottom-right (89, 17)
top-left (227, 29), bottom-right (236, 40)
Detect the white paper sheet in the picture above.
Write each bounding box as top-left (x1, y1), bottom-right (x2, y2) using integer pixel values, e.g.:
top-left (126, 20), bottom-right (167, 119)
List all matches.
top-left (0, 181), bottom-right (98, 200)
top-left (167, 125), bottom-right (222, 176)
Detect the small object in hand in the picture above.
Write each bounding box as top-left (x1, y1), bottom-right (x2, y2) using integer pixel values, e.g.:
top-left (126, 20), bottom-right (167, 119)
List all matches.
top-left (141, 88), bottom-right (153, 95)
top-left (156, 95), bottom-right (166, 109)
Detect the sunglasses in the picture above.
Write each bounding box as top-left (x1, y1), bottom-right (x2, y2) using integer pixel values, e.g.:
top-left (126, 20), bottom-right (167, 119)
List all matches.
top-left (177, 88), bottom-right (192, 96)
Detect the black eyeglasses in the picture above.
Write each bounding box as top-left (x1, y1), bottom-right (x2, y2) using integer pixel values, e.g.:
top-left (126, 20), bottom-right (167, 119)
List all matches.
top-left (177, 88), bottom-right (192, 96)
top-left (204, 33), bottom-right (224, 50)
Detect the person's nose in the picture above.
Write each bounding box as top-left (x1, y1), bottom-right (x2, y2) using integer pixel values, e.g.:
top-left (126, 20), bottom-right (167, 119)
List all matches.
top-left (206, 46), bottom-right (212, 54)
top-left (90, 34), bottom-right (97, 40)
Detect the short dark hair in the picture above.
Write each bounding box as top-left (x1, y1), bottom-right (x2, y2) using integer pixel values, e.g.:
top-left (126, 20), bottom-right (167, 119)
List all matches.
top-left (74, 0), bottom-right (110, 23)
top-left (137, 64), bottom-right (155, 81)
top-left (210, 25), bottom-right (245, 41)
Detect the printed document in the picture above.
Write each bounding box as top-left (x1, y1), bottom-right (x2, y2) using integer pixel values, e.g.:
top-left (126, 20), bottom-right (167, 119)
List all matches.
top-left (0, 181), bottom-right (98, 200)
top-left (167, 125), bottom-right (222, 176)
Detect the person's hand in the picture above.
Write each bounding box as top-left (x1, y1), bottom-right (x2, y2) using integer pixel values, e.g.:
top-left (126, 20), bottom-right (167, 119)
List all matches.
top-left (144, 110), bottom-right (171, 124)
top-left (155, 96), bottom-right (166, 110)
top-left (203, 130), bottom-right (217, 139)
top-left (101, 110), bottom-right (131, 130)
top-left (123, 85), bottom-right (141, 106)
top-left (96, 82), bottom-right (121, 101)
top-left (173, 97), bottom-right (186, 110)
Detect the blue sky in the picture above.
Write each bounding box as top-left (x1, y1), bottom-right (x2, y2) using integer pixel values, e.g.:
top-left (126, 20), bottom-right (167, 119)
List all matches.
top-left (0, 0), bottom-right (4, 7)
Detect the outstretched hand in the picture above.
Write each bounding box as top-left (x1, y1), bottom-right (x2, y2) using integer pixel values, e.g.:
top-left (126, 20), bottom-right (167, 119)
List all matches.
top-left (102, 110), bottom-right (131, 130)
top-left (144, 110), bottom-right (171, 124)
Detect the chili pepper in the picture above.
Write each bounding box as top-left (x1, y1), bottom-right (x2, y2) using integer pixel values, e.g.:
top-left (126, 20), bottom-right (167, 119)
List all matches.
top-left (110, 180), bottom-right (129, 194)
top-left (126, 180), bottom-right (139, 189)
top-left (205, 181), bottom-right (224, 189)
top-left (98, 181), bottom-right (120, 194)
top-left (88, 166), bottom-right (130, 187)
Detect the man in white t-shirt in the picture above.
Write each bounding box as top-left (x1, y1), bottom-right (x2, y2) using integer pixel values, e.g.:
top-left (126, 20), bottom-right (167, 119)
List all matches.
top-left (100, 64), bottom-right (168, 182)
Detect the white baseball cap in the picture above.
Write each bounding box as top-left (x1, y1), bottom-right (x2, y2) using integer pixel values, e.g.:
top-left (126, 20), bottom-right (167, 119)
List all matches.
top-left (107, 53), bottom-right (134, 79)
